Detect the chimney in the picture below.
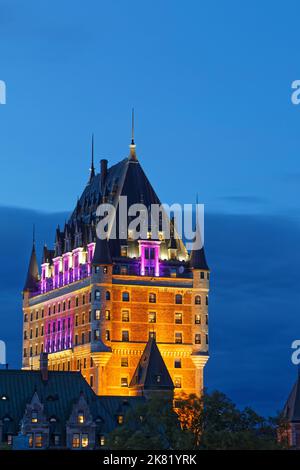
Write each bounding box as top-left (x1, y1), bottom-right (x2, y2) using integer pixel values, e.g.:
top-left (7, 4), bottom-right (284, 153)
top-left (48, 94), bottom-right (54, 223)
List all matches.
top-left (100, 159), bottom-right (108, 191)
top-left (40, 353), bottom-right (48, 382)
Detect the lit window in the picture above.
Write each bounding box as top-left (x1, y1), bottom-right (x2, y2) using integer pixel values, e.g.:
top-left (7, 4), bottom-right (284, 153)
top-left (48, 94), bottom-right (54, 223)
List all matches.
top-left (149, 331), bottom-right (156, 340)
top-left (105, 310), bottom-right (110, 320)
top-left (94, 329), bottom-right (100, 340)
top-left (175, 312), bottom-right (182, 324)
top-left (72, 433), bottom-right (80, 448)
top-left (175, 294), bottom-right (182, 304)
top-left (175, 332), bottom-right (182, 344)
top-left (103, 266), bottom-right (108, 274)
top-left (77, 412), bottom-right (85, 424)
top-left (149, 293), bottom-right (156, 303)
top-left (174, 359), bottom-right (181, 368)
top-left (28, 433), bottom-right (33, 448)
top-left (156, 375), bottom-right (161, 383)
top-left (121, 377), bottom-right (128, 387)
top-left (7, 434), bottom-right (13, 446)
top-left (121, 357), bottom-right (128, 367)
top-left (1, 395), bottom-right (8, 400)
top-left (195, 314), bottom-right (201, 324)
top-left (81, 434), bottom-right (89, 448)
top-left (121, 245), bottom-right (128, 257)
top-left (148, 312), bottom-right (156, 323)
top-left (99, 435), bottom-right (105, 446)
top-left (122, 310), bottom-right (130, 322)
top-left (31, 411), bottom-right (38, 423)
top-left (195, 334), bottom-right (201, 344)
top-left (117, 415), bottom-right (124, 425)
top-left (122, 291), bottom-right (129, 302)
top-left (174, 377), bottom-right (182, 388)
top-left (105, 330), bottom-right (110, 341)
top-left (195, 295), bottom-right (201, 305)
top-left (35, 433), bottom-right (43, 448)
top-left (95, 309), bottom-right (101, 320)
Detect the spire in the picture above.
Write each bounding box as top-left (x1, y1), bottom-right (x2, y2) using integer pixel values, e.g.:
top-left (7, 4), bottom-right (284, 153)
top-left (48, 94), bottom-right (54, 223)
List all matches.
top-left (129, 336), bottom-right (174, 394)
top-left (89, 134), bottom-right (95, 182)
top-left (24, 232), bottom-right (40, 292)
top-left (129, 108), bottom-right (137, 161)
top-left (190, 198), bottom-right (209, 270)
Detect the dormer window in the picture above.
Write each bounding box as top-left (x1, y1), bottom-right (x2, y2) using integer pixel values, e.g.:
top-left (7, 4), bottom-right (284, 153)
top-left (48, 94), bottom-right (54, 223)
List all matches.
top-left (117, 415), bottom-right (124, 425)
top-left (77, 412), bottom-right (85, 424)
top-left (31, 411), bottom-right (38, 423)
top-left (156, 374), bottom-right (161, 383)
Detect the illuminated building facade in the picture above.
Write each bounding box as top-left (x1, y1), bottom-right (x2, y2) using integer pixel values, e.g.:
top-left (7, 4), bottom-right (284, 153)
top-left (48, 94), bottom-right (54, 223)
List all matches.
top-left (22, 134), bottom-right (209, 397)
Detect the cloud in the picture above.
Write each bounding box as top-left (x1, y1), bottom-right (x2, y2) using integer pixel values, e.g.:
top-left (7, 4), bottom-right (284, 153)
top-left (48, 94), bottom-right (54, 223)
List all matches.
top-left (0, 206), bottom-right (299, 416)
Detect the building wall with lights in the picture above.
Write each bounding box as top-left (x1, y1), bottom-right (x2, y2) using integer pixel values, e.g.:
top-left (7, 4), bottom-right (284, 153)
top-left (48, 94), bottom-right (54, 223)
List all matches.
top-left (22, 139), bottom-right (210, 397)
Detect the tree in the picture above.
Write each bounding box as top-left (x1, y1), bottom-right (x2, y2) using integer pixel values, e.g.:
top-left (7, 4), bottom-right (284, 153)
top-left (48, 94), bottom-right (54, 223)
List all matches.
top-left (106, 396), bottom-right (193, 450)
top-left (106, 391), bottom-right (288, 450)
top-left (176, 391), bottom-right (288, 450)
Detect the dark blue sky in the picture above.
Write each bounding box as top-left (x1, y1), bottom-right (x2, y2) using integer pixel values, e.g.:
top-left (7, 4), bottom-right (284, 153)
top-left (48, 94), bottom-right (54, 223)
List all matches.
top-left (0, 0), bottom-right (300, 416)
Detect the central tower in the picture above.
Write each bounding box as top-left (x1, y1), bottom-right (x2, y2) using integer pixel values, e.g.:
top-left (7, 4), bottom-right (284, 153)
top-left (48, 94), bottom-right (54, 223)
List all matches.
top-left (22, 133), bottom-right (210, 397)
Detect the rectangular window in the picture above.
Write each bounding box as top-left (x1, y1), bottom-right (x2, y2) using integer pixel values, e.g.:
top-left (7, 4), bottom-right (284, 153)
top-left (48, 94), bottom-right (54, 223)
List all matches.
top-left (174, 377), bottom-right (182, 388)
top-left (117, 415), bottom-right (124, 425)
top-left (175, 312), bottom-right (182, 324)
top-left (121, 245), bottom-right (128, 257)
top-left (72, 433), bottom-right (80, 448)
top-left (149, 331), bottom-right (156, 340)
top-left (35, 433), bottom-right (43, 448)
top-left (122, 331), bottom-right (129, 342)
top-left (105, 310), bottom-right (110, 320)
top-left (81, 434), bottom-right (89, 448)
top-left (120, 265), bottom-right (128, 275)
top-left (175, 332), bottom-right (182, 344)
top-left (122, 310), bottom-right (130, 322)
top-left (94, 329), bottom-right (100, 340)
top-left (149, 293), bottom-right (156, 303)
top-left (105, 330), bottom-right (110, 341)
top-left (200, 271), bottom-right (205, 279)
top-left (28, 433), bottom-right (33, 448)
top-left (121, 357), bottom-right (128, 367)
top-left (195, 334), bottom-right (201, 344)
top-left (174, 358), bottom-right (181, 368)
top-left (90, 375), bottom-right (94, 387)
top-left (95, 309), bottom-right (101, 320)
top-left (121, 377), bottom-right (128, 387)
top-left (148, 312), bottom-right (156, 323)
top-left (99, 436), bottom-right (105, 446)
top-left (195, 314), bottom-right (201, 324)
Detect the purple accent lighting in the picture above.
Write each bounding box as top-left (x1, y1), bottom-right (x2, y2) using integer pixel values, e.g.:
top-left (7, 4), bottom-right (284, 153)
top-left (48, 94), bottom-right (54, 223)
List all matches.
top-left (139, 240), bottom-right (161, 277)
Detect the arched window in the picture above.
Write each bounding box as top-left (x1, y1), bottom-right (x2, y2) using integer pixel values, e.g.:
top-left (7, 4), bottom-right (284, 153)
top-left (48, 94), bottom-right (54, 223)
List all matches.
top-left (95, 290), bottom-right (100, 301)
top-left (122, 291), bottom-right (129, 302)
top-left (175, 294), bottom-right (182, 304)
top-left (195, 295), bottom-right (201, 305)
top-left (106, 291), bottom-right (111, 301)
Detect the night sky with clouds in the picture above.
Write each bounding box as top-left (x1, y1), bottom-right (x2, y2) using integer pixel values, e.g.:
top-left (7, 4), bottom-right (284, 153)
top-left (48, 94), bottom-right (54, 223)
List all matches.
top-left (0, 0), bottom-right (300, 416)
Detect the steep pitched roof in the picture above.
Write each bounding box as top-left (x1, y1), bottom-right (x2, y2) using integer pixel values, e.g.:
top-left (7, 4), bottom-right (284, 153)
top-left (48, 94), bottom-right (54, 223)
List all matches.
top-left (92, 237), bottom-right (112, 265)
top-left (23, 244), bottom-right (39, 291)
top-left (190, 246), bottom-right (209, 270)
top-left (283, 375), bottom-right (300, 422)
top-left (129, 337), bottom-right (174, 391)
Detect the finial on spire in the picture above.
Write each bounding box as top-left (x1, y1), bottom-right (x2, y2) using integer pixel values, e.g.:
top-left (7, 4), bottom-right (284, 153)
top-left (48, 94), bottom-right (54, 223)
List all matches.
top-left (131, 108), bottom-right (135, 145)
top-left (129, 108), bottom-right (137, 161)
top-left (89, 134), bottom-right (95, 182)
top-left (33, 224), bottom-right (36, 247)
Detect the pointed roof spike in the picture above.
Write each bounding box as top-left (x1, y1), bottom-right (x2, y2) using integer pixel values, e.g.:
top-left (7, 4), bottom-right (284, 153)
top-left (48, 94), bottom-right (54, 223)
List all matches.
top-left (24, 236), bottom-right (40, 292)
top-left (129, 108), bottom-right (137, 161)
top-left (89, 134), bottom-right (95, 182)
top-left (129, 336), bottom-right (174, 391)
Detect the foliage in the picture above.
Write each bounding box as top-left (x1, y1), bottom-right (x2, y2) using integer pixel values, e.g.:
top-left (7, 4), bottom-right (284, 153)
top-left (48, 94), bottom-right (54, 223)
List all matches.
top-left (107, 391), bottom-right (289, 450)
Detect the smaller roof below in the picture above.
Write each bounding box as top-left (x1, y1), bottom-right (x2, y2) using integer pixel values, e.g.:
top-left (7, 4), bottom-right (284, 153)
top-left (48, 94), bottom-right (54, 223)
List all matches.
top-left (129, 337), bottom-right (174, 391)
